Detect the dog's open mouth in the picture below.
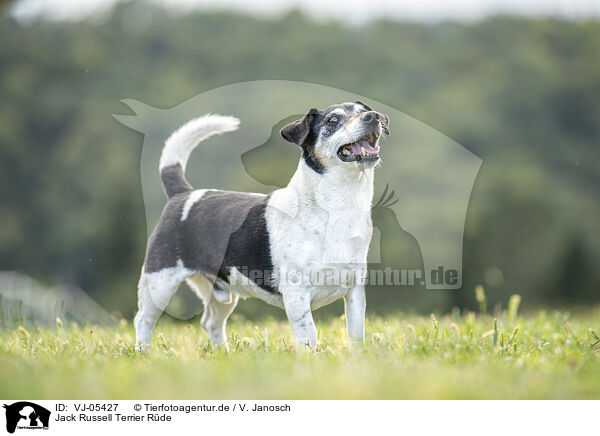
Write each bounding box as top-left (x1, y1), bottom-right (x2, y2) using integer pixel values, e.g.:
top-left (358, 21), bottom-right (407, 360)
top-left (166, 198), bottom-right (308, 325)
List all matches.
top-left (337, 132), bottom-right (380, 162)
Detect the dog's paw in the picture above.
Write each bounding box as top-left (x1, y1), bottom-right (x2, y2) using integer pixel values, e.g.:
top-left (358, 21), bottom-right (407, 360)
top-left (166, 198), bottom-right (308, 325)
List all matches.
top-left (135, 343), bottom-right (148, 354)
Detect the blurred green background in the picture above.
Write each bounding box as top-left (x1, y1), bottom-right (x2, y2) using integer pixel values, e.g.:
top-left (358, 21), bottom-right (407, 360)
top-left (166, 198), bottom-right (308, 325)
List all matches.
top-left (0, 1), bottom-right (599, 320)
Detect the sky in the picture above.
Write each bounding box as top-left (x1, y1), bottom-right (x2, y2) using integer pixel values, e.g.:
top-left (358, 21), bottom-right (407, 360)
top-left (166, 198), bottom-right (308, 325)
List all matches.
top-left (10, 0), bottom-right (600, 24)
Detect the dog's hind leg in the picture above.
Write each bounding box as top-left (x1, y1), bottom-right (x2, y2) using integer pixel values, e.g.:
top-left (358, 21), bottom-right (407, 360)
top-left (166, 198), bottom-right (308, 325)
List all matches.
top-left (201, 294), bottom-right (239, 349)
top-left (186, 276), bottom-right (239, 349)
top-left (134, 261), bottom-right (191, 350)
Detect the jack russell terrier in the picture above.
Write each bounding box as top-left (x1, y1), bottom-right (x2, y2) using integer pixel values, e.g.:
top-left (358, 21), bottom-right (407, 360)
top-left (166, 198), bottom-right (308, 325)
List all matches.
top-left (134, 101), bottom-right (390, 350)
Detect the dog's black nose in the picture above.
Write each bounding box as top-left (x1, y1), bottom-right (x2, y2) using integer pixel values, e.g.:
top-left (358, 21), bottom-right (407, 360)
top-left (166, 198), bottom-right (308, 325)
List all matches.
top-left (361, 111), bottom-right (379, 123)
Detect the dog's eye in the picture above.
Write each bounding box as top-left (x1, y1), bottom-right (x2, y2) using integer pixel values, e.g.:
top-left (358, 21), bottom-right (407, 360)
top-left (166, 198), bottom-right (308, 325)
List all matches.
top-left (328, 116), bottom-right (339, 125)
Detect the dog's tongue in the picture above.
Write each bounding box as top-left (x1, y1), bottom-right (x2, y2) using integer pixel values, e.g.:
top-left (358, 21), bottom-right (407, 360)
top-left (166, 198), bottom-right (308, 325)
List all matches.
top-left (351, 139), bottom-right (379, 155)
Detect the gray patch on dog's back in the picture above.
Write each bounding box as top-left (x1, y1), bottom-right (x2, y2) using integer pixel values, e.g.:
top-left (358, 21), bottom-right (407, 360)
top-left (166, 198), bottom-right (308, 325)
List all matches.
top-left (144, 190), bottom-right (276, 293)
top-left (144, 193), bottom-right (188, 272)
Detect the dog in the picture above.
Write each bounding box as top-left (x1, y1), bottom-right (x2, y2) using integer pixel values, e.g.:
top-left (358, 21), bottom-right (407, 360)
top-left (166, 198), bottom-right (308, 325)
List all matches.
top-left (134, 101), bottom-right (390, 350)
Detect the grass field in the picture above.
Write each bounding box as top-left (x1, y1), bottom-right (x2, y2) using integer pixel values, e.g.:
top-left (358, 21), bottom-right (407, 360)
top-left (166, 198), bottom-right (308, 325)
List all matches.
top-left (1, 302), bottom-right (599, 399)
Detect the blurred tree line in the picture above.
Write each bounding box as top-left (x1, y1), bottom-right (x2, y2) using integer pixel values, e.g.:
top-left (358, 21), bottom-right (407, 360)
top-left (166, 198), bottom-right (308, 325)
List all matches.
top-left (0, 2), bottom-right (598, 318)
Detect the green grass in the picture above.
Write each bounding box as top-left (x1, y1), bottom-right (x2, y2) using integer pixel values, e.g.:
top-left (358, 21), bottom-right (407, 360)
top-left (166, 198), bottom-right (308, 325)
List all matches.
top-left (1, 307), bottom-right (599, 399)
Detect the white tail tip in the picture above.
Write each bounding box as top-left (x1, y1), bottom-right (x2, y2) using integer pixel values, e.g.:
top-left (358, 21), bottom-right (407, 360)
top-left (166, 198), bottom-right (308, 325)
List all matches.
top-left (159, 114), bottom-right (240, 171)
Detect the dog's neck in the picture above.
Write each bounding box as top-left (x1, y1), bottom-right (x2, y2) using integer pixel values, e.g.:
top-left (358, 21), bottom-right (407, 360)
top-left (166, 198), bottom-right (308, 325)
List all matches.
top-left (287, 159), bottom-right (375, 217)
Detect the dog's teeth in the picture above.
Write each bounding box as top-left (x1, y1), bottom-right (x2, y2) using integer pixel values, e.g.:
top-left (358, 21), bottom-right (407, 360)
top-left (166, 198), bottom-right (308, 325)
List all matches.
top-left (342, 147), bottom-right (350, 156)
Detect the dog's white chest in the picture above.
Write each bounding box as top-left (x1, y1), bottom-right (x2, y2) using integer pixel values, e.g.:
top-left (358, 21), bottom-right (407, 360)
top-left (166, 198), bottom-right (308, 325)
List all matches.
top-left (266, 179), bottom-right (373, 308)
top-left (292, 207), bottom-right (370, 266)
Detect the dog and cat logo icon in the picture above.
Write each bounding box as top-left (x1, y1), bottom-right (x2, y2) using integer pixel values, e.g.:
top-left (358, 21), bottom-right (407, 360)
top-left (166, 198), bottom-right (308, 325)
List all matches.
top-left (2, 402), bottom-right (50, 433)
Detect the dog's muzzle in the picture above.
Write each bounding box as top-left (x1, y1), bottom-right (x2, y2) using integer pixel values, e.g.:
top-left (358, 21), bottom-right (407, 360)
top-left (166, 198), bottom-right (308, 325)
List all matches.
top-left (337, 131), bottom-right (380, 162)
top-left (336, 110), bottom-right (384, 163)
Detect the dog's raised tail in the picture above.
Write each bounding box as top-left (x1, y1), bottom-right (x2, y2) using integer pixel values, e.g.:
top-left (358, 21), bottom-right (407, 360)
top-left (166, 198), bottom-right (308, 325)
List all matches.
top-left (158, 114), bottom-right (240, 198)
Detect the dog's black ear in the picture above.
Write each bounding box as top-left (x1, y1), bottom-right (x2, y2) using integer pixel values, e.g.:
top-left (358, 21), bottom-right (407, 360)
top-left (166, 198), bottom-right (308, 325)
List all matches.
top-left (380, 112), bottom-right (390, 135)
top-left (280, 108), bottom-right (320, 146)
top-left (355, 100), bottom-right (373, 111)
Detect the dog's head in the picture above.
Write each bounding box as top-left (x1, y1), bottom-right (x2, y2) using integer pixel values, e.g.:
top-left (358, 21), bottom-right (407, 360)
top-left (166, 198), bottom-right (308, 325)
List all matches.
top-left (280, 101), bottom-right (390, 173)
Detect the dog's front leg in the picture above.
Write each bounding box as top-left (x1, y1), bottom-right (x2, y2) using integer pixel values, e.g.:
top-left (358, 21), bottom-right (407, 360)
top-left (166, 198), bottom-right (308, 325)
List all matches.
top-left (282, 288), bottom-right (317, 350)
top-left (344, 285), bottom-right (366, 346)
